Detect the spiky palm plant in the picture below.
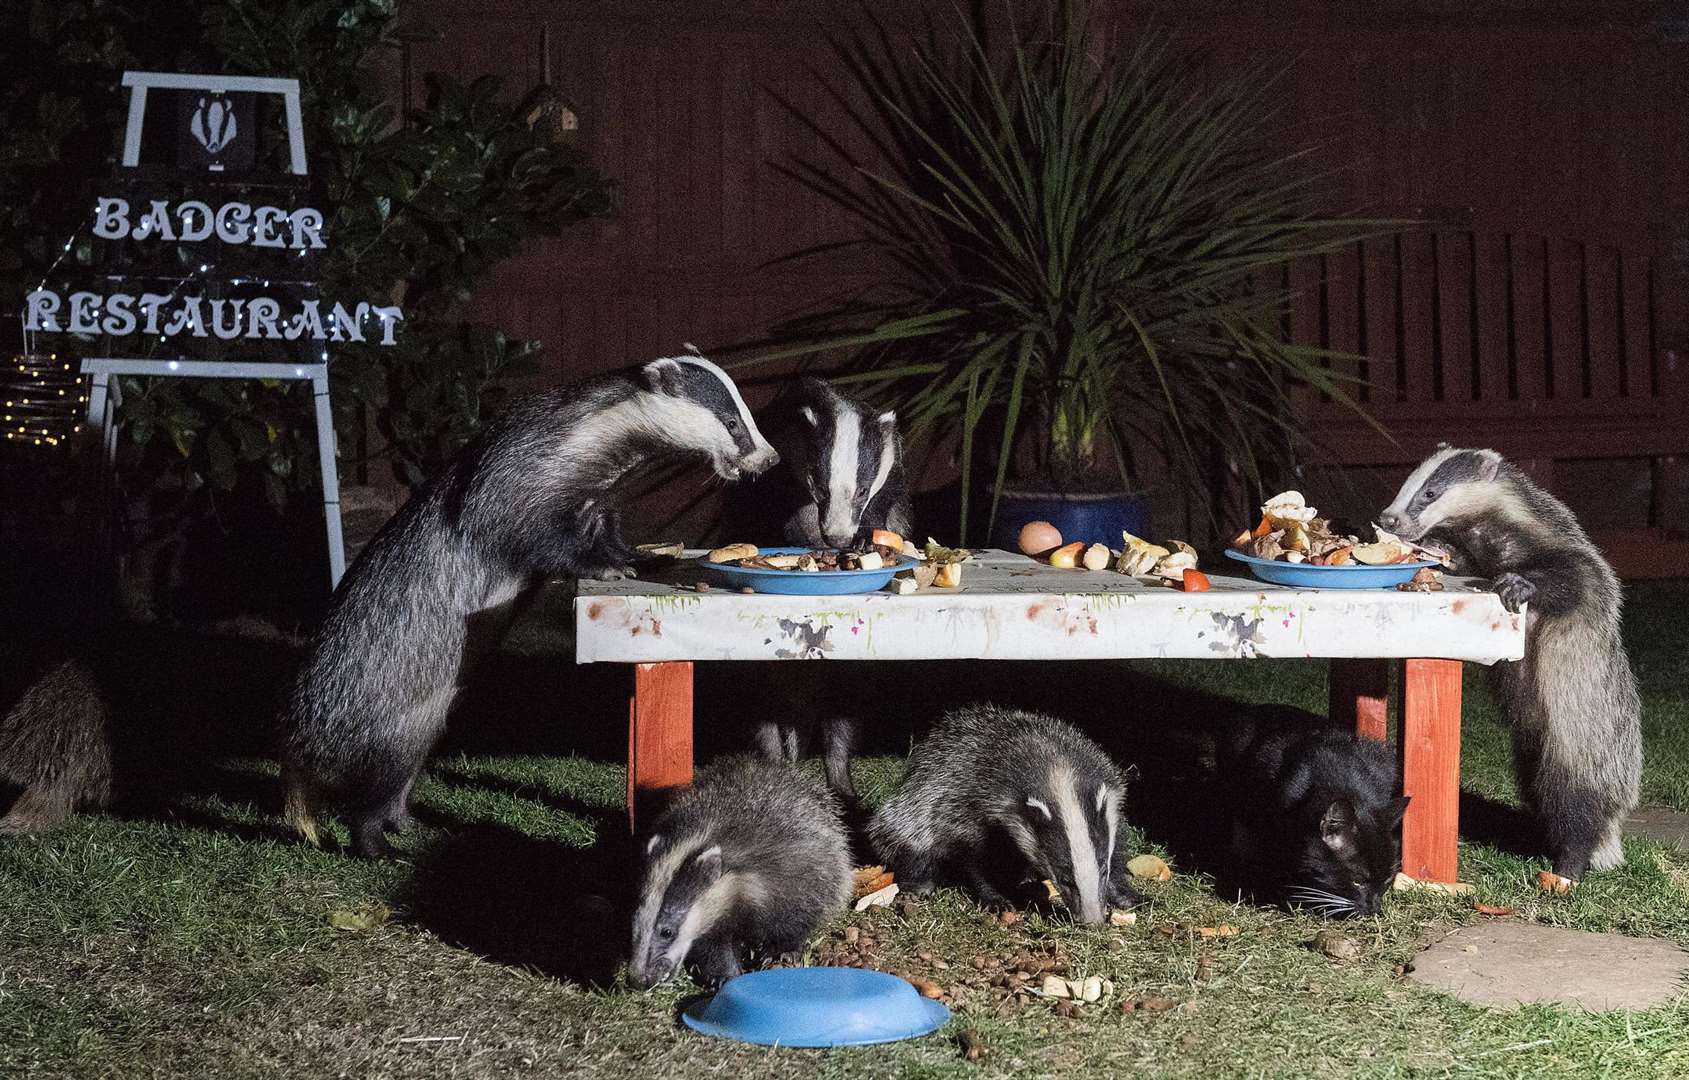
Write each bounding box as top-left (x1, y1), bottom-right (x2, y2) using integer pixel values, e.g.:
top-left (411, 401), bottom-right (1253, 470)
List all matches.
top-left (766, 7), bottom-right (1380, 541)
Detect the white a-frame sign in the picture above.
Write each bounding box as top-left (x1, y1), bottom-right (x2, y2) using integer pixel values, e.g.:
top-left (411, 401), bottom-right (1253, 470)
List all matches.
top-left (68, 73), bottom-right (358, 588)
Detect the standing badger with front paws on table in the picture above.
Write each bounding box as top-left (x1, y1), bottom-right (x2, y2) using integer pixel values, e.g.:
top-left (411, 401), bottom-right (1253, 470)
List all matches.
top-left (282, 352), bottom-right (777, 858)
top-left (629, 755), bottom-right (852, 989)
top-left (869, 705), bottom-right (1139, 924)
top-left (1378, 444), bottom-right (1641, 883)
top-left (727, 375), bottom-right (913, 800)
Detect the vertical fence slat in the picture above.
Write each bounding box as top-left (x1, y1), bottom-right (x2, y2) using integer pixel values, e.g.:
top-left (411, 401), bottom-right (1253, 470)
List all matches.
top-left (1364, 236), bottom-right (1401, 407)
top-left (1580, 243), bottom-right (1621, 403)
top-left (1436, 230), bottom-right (1474, 405)
top-left (1401, 231), bottom-right (1436, 405)
top-left (1328, 242), bottom-right (1363, 401)
top-left (1622, 253), bottom-right (1654, 400)
top-left (1586, 244), bottom-right (1622, 401)
top-left (1548, 239), bottom-right (1586, 400)
top-left (1659, 262), bottom-right (1689, 401)
top-left (1475, 233), bottom-right (1511, 403)
top-left (1512, 236), bottom-right (1548, 406)
top-left (1289, 254), bottom-right (1325, 406)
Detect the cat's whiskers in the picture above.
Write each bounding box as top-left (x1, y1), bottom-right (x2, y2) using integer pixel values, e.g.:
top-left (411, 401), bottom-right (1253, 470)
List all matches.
top-left (1285, 885), bottom-right (1358, 918)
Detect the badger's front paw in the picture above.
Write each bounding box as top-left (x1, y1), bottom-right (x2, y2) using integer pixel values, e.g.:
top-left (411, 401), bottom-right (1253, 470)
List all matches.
top-left (590, 565), bottom-right (635, 582)
top-left (1492, 572), bottom-right (1535, 613)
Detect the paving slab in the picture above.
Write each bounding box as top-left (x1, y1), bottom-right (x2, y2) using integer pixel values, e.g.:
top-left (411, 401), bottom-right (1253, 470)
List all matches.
top-left (1409, 922), bottom-right (1689, 1011)
top-left (1626, 806), bottom-right (1689, 849)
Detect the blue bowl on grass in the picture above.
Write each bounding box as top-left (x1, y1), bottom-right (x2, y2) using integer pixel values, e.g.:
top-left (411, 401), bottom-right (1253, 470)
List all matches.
top-left (698, 546), bottom-right (921, 595)
top-left (1225, 549), bottom-right (1439, 589)
top-left (681, 967), bottom-right (950, 1047)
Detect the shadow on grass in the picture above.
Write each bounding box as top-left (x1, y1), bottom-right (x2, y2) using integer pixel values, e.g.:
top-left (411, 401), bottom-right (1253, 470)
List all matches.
top-left (402, 819), bottom-right (636, 987)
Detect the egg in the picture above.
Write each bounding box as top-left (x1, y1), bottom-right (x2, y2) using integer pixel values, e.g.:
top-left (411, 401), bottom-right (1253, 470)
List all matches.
top-left (1017, 520), bottom-right (1063, 556)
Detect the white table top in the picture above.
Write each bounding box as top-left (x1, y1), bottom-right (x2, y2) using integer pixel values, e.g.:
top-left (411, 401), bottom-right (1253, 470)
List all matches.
top-left (574, 550), bottom-right (1527, 665)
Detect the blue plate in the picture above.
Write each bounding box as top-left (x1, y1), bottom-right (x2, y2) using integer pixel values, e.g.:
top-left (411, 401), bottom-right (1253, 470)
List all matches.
top-left (699, 546), bottom-right (921, 595)
top-left (681, 967), bottom-right (950, 1047)
top-left (1225, 549), bottom-right (1438, 589)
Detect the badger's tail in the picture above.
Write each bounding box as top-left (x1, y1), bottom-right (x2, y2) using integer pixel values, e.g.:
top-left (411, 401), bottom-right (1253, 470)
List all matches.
top-left (0, 659), bottom-right (115, 834)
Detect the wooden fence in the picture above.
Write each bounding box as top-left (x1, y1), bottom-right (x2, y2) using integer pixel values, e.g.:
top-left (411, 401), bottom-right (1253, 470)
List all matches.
top-left (403, 1), bottom-right (1689, 568)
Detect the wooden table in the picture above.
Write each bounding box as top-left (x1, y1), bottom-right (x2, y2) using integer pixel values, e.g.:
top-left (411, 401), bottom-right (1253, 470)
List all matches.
top-left (576, 551), bottom-right (1526, 883)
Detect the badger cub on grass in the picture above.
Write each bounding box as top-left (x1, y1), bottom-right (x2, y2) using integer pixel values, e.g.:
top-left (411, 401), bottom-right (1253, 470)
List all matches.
top-left (630, 756), bottom-right (852, 989)
top-left (1216, 716), bottom-right (1408, 918)
top-left (1380, 444), bottom-right (1642, 883)
top-left (869, 705), bottom-right (1138, 924)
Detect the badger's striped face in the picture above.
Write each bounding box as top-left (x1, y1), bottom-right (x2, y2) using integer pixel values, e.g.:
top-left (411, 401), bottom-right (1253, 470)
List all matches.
top-left (797, 388), bottom-right (899, 548)
top-left (629, 833), bottom-right (728, 990)
top-left (1378, 445), bottom-right (1504, 540)
top-left (639, 353), bottom-right (778, 481)
top-left (1008, 763), bottom-right (1122, 926)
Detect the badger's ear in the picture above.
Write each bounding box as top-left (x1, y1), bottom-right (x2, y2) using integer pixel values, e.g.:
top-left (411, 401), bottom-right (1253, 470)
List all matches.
top-left (878, 410), bottom-right (897, 431)
top-left (694, 845), bottom-right (723, 881)
top-left (641, 357), bottom-right (686, 396)
top-left (1025, 796), bottom-right (1053, 821)
top-left (645, 833), bottom-right (664, 856)
top-left (799, 405), bottom-right (819, 427)
top-left (1436, 441), bottom-right (1451, 450)
top-left (1476, 449), bottom-right (1503, 481)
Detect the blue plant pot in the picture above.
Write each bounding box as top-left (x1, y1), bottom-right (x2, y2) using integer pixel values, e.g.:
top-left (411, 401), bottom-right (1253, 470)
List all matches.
top-left (988, 489), bottom-right (1152, 552)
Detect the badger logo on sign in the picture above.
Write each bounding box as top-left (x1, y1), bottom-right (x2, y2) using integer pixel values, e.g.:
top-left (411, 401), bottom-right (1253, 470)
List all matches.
top-left (189, 95), bottom-right (238, 155)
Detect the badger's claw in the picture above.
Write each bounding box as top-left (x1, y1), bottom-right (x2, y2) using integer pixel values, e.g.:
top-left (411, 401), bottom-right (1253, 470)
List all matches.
top-left (590, 565), bottom-right (634, 582)
top-left (1492, 572), bottom-right (1535, 613)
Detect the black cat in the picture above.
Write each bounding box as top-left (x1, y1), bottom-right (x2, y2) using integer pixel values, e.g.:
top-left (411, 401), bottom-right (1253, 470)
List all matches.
top-left (1216, 713), bottom-right (1410, 918)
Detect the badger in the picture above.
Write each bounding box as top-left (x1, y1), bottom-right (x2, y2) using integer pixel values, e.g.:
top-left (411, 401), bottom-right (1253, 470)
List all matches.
top-left (1379, 444), bottom-right (1642, 883)
top-left (727, 375), bottom-right (913, 801)
top-left (0, 657), bottom-right (112, 834)
top-left (868, 704), bottom-right (1138, 924)
top-left (629, 755), bottom-right (852, 989)
top-left (2, 617), bottom-right (301, 834)
top-left (281, 352), bottom-right (777, 858)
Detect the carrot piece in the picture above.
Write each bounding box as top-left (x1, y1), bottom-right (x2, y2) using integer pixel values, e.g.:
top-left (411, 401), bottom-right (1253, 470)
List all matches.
top-left (870, 529), bottom-right (904, 550)
top-left (1182, 568), bottom-right (1211, 592)
top-left (1251, 514), bottom-right (1273, 538)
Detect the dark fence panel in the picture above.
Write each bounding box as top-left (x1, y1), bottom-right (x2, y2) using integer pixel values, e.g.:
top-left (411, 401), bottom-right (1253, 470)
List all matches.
top-left (402, 1), bottom-right (1689, 566)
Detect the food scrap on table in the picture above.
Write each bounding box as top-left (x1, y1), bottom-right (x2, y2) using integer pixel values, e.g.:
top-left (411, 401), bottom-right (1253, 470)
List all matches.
top-left (1114, 533), bottom-right (1199, 582)
top-left (1017, 520), bottom-right (1064, 556)
top-left (1228, 491), bottom-right (1449, 567)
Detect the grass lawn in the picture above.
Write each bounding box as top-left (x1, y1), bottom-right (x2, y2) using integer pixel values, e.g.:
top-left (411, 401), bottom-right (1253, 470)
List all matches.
top-left (3, 583), bottom-right (1689, 1078)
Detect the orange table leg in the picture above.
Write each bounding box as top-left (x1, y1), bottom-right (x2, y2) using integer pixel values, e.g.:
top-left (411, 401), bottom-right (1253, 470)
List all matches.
top-left (627, 661), bottom-right (694, 832)
top-left (1329, 658), bottom-right (1391, 742)
top-left (1400, 658), bottom-right (1463, 883)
